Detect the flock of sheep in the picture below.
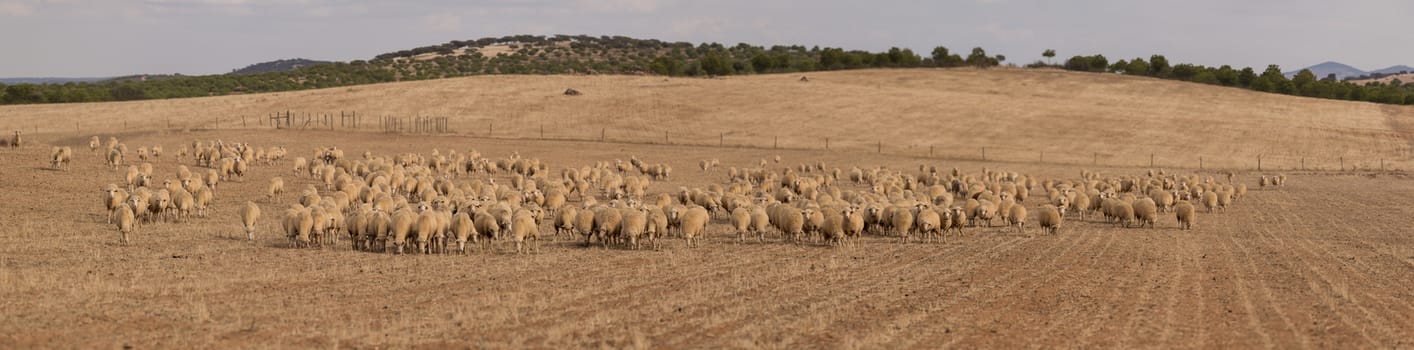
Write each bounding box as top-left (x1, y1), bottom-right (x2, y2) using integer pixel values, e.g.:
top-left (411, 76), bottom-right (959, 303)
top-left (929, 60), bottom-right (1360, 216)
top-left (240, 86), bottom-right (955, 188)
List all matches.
top-left (70, 134), bottom-right (1285, 253)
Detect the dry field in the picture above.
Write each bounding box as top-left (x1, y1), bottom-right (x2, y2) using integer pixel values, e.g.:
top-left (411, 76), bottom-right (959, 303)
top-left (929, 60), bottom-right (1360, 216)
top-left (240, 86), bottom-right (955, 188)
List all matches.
top-left (2, 69), bottom-right (1414, 348)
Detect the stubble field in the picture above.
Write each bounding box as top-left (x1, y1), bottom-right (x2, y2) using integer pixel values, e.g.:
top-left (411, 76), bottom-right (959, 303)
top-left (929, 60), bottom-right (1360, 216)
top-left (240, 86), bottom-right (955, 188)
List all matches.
top-left (2, 69), bottom-right (1413, 348)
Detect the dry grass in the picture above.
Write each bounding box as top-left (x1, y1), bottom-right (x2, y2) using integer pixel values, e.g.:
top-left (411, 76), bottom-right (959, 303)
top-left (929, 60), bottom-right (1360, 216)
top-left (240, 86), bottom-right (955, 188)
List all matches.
top-left (1, 69), bottom-right (1413, 348)
top-left (2, 68), bottom-right (1410, 170)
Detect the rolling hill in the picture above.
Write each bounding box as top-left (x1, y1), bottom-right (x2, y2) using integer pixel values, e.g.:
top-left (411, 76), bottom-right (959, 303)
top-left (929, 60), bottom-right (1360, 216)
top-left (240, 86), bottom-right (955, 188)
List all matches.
top-left (1, 68), bottom-right (1409, 170)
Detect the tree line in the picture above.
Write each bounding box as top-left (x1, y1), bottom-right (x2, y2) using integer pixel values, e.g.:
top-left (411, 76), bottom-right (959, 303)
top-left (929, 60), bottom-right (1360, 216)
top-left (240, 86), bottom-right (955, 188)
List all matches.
top-left (3, 34), bottom-right (1410, 106)
top-left (1050, 53), bottom-right (1414, 105)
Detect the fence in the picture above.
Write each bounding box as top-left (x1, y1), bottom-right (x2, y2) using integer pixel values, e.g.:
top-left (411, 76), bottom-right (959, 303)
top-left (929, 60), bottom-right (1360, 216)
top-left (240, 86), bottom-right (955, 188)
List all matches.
top-left (155, 110), bottom-right (1405, 173)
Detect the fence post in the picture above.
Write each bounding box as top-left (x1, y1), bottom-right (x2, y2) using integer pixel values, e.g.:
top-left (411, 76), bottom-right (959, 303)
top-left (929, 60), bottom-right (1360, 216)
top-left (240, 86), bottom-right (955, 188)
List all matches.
top-left (1199, 156), bottom-right (1203, 170)
top-left (1381, 158), bottom-right (1385, 171)
top-left (1150, 153), bottom-right (1154, 168)
top-left (664, 130), bottom-right (669, 145)
top-left (1257, 154), bottom-right (1262, 171)
top-left (601, 128), bottom-right (605, 142)
top-left (826, 138), bottom-right (830, 150)
top-left (242, 115), bottom-right (247, 127)
top-left (981, 147), bottom-right (986, 161)
top-left (1340, 157), bottom-right (1344, 171)
top-left (1039, 151), bottom-right (1043, 163)
top-left (1093, 152), bottom-right (1098, 165)
top-left (488, 121), bottom-right (492, 137)
top-left (719, 132), bottom-right (723, 147)
top-left (774, 136), bottom-right (778, 149)
top-left (877, 141), bottom-right (881, 154)
top-left (1301, 157), bottom-right (1305, 171)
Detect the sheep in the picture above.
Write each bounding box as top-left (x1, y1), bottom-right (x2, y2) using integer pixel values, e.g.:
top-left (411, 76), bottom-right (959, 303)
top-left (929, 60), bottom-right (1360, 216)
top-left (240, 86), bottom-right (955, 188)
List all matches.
top-left (972, 200), bottom-right (997, 227)
top-left (1109, 199), bottom-right (1135, 228)
top-left (645, 207), bottom-right (669, 250)
top-left (1201, 191), bottom-right (1219, 213)
top-left (293, 157), bottom-right (309, 176)
top-left (474, 210), bottom-right (502, 248)
top-left (1008, 204), bottom-right (1028, 234)
top-left (283, 207), bottom-right (314, 248)
top-left (819, 209), bottom-right (847, 246)
top-left (1150, 190), bottom-right (1175, 213)
top-left (193, 186), bottom-right (214, 217)
top-left (449, 212), bottom-right (476, 254)
top-left (89, 136), bottom-right (100, 155)
top-left (730, 207), bottom-right (752, 243)
top-left (116, 206), bottom-right (136, 244)
top-left (891, 206), bottom-right (915, 243)
top-left (106, 148), bottom-right (124, 169)
top-left (205, 169), bottom-right (220, 191)
top-left (103, 185), bottom-right (128, 224)
top-left (680, 206), bottom-right (711, 247)
top-left (593, 206), bottom-right (624, 247)
top-left (574, 207), bottom-right (597, 246)
top-left (239, 201), bottom-right (260, 241)
top-left (170, 188), bottom-right (194, 222)
top-left (413, 209), bottom-right (439, 254)
top-left (389, 209), bottom-right (417, 254)
top-left (554, 206), bottom-right (578, 240)
top-left (1133, 197), bottom-right (1158, 228)
top-left (913, 204), bottom-right (942, 243)
top-left (508, 209), bottom-right (540, 254)
top-left (49, 147), bottom-right (73, 170)
top-left (750, 205), bottom-right (771, 243)
top-left (9, 130), bottom-right (21, 148)
top-left (1174, 201), bottom-right (1196, 230)
top-left (1037, 205), bottom-right (1062, 235)
top-left (267, 177), bottom-right (285, 201)
top-left (772, 206), bottom-right (805, 244)
top-left (620, 208), bottom-right (648, 250)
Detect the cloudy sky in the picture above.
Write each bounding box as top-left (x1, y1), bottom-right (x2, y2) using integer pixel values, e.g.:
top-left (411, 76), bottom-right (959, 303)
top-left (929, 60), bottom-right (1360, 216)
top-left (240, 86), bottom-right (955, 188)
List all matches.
top-left (2, 0), bottom-right (1408, 77)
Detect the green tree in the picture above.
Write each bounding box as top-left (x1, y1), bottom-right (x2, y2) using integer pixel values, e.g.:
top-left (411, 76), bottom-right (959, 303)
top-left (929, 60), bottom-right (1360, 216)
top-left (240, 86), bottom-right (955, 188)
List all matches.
top-left (1126, 58), bottom-right (1150, 76)
top-left (1042, 49), bottom-right (1056, 64)
top-left (1148, 55), bottom-right (1170, 77)
top-left (751, 54), bottom-right (774, 73)
top-left (1237, 67), bottom-right (1257, 86)
top-left (699, 53), bottom-right (734, 75)
top-left (966, 47), bottom-right (997, 68)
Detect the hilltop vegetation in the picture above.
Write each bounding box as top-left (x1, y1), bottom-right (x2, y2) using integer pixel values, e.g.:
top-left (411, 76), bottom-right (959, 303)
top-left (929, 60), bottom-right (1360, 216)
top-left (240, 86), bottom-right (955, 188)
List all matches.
top-left (0, 35), bottom-right (996, 105)
top-left (2, 34), bottom-right (1413, 106)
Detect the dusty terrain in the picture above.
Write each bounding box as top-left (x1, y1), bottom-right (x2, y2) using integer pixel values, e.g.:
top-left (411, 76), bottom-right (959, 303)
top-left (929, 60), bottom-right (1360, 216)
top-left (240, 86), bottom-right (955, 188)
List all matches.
top-left (2, 69), bottom-right (1414, 348)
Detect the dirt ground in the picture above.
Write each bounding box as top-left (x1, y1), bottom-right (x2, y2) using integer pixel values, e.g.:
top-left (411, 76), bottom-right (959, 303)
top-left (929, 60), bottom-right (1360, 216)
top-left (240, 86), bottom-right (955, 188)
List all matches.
top-left (2, 128), bottom-right (1412, 349)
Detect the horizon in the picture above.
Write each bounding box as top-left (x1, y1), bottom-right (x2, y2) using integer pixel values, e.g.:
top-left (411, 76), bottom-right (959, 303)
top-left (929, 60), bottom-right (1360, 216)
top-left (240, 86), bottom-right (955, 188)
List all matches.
top-left (5, 0), bottom-right (1413, 78)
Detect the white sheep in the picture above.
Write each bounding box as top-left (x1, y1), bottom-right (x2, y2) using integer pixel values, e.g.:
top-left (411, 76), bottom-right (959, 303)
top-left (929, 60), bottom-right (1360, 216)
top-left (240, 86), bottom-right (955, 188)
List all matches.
top-left (1133, 197), bottom-right (1158, 228)
top-left (1174, 201), bottom-right (1196, 230)
top-left (1008, 205), bottom-right (1028, 234)
top-left (239, 201), bottom-right (261, 241)
top-left (268, 177), bottom-right (285, 201)
top-left (116, 206), bottom-right (136, 244)
top-left (50, 147), bottom-right (73, 170)
top-left (680, 206), bottom-right (711, 247)
top-left (1037, 204), bottom-right (1062, 235)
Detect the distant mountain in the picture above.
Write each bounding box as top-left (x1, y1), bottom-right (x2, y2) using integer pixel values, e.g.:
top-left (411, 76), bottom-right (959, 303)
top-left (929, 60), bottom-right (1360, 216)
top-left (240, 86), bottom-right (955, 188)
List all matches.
top-left (0, 77), bottom-right (109, 84)
top-left (1371, 65), bottom-right (1414, 75)
top-left (231, 58), bottom-right (331, 75)
top-left (1284, 61), bottom-right (1368, 80)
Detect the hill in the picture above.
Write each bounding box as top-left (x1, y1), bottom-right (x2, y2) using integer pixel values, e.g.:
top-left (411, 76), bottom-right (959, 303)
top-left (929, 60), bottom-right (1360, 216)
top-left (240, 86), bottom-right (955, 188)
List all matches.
top-left (1371, 65), bottom-right (1414, 75)
top-left (1284, 61), bottom-right (1367, 79)
top-left (1, 68), bottom-right (1409, 170)
top-left (231, 58), bottom-right (332, 75)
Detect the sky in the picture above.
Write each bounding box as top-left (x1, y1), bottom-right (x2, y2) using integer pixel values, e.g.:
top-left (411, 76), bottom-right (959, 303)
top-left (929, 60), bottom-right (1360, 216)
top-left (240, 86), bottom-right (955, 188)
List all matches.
top-left (2, 0), bottom-right (1410, 77)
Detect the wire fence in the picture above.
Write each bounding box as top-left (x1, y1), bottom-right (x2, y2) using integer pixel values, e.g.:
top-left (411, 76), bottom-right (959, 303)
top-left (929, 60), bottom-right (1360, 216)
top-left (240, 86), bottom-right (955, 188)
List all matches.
top-left (236, 110), bottom-right (1408, 173)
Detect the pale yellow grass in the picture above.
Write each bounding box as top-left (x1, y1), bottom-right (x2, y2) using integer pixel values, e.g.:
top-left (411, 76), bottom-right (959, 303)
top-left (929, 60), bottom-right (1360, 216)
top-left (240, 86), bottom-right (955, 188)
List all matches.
top-left (2, 68), bottom-right (1410, 170)
top-left (1348, 72), bottom-right (1414, 86)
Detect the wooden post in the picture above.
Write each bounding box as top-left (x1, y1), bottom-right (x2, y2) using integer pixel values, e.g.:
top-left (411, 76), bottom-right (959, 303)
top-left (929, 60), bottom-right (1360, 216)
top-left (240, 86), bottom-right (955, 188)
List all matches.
top-left (877, 141), bottom-right (881, 154)
top-left (1301, 157), bottom-right (1305, 170)
top-left (488, 121), bottom-right (492, 137)
top-left (1093, 152), bottom-right (1098, 165)
top-left (826, 138), bottom-right (830, 150)
top-left (1381, 158), bottom-right (1385, 171)
top-left (930, 145), bottom-right (934, 157)
top-left (1039, 151), bottom-right (1043, 163)
top-left (982, 147), bottom-right (987, 161)
top-left (1199, 156), bottom-right (1204, 170)
top-left (242, 115), bottom-right (247, 127)
top-left (719, 132), bottom-right (723, 147)
top-left (540, 124), bottom-right (544, 139)
top-left (774, 136), bottom-right (778, 149)
top-left (1150, 153), bottom-right (1154, 167)
top-left (664, 130), bottom-right (669, 145)
top-left (1257, 154), bottom-right (1262, 171)
top-left (1341, 157), bottom-right (1344, 171)
top-left (601, 128), bottom-right (605, 142)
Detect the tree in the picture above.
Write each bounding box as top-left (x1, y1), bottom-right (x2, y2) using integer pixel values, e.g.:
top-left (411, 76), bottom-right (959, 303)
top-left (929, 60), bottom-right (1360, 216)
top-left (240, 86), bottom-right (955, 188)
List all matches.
top-left (966, 47), bottom-right (997, 68)
top-left (1109, 59), bottom-right (1128, 73)
top-left (1126, 58), bottom-right (1150, 76)
top-left (1148, 54), bottom-right (1170, 77)
top-left (1215, 65), bottom-right (1237, 86)
top-left (699, 53), bottom-right (734, 76)
top-left (1042, 49), bottom-right (1056, 64)
top-left (751, 54), bottom-right (774, 73)
top-left (1237, 67), bottom-right (1257, 87)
